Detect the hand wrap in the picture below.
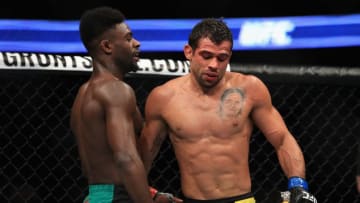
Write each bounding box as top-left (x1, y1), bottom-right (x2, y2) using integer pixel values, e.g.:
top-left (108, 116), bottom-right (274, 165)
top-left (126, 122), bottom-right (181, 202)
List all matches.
top-left (149, 187), bottom-right (176, 203)
top-left (288, 177), bottom-right (309, 191)
top-left (149, 187), bottom-right (158, 199)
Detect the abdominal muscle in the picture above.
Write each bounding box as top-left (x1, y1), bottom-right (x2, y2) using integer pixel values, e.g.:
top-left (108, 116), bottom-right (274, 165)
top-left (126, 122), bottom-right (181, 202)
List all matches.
top-left (172, 133), bottom-right (252, 199)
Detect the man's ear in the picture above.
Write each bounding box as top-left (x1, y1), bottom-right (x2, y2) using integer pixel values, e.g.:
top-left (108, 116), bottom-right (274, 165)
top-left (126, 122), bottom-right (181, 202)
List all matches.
top-left (99, 39), bottom-right (112, 54)
top-left (183, 44), bottom-right (193, 61)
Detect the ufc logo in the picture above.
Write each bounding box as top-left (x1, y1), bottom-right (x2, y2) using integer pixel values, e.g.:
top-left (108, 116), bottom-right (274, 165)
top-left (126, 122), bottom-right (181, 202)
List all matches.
top-left (302, 191), bottom-right (317, 203)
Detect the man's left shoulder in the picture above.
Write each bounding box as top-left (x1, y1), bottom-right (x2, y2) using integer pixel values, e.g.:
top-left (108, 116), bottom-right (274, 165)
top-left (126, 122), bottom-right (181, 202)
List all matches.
top-left (227, 71), bottom-right (259, 82)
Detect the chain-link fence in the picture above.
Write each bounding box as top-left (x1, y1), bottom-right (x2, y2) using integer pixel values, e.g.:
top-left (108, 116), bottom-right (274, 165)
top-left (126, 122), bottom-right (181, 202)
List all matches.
top-left (1, 66), bottom-right (359, 202)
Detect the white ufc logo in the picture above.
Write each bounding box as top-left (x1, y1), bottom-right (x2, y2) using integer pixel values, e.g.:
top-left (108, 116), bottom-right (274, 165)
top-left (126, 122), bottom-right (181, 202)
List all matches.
top-left (302, 191), bottom-right (317, 203)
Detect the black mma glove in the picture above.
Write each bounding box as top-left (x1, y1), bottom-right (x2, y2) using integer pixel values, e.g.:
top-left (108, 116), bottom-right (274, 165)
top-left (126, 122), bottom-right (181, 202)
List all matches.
top-left (288, 177), bottom-right (317, 203)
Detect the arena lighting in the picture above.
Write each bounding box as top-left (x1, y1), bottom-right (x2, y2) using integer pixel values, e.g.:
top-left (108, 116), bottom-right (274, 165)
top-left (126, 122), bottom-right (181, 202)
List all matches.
top-left (0, 14), bottom-right (359, 53)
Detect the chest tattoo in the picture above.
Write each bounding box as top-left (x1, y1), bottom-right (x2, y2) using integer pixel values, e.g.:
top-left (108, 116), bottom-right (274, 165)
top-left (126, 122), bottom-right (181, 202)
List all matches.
top-left (218, 88), bottom-right (245, 119)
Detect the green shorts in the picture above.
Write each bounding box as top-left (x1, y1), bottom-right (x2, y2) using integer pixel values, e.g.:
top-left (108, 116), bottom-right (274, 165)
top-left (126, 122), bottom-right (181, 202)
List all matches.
top-left (84, 184), bottom-right (132, 203)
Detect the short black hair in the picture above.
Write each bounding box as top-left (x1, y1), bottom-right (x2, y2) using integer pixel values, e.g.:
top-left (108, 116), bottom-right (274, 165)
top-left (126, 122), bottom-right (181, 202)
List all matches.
top-left (79, 6), bottom-right (125, 52)
top-left (188, 18), bottom-right (233, 50)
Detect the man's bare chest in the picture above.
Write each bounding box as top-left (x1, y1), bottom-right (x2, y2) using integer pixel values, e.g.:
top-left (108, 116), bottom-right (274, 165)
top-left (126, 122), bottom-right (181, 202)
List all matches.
top-left (163, 92), bottom-right (251, 139)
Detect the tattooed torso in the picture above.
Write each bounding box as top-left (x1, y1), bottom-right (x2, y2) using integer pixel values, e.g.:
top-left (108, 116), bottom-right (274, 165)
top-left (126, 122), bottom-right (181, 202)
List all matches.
top-left (159, 73), bottom-right (262, 198)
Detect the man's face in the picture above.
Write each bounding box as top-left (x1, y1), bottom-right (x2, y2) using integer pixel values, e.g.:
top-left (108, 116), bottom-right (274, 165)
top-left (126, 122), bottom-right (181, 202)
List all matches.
top-left (111, 23), bottom-right (141, 73)
top-left (185, 37), bottom-right (232, 88)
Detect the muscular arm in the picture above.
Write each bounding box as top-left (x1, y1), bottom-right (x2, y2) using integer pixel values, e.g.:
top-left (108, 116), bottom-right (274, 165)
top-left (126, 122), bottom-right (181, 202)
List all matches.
top-left (139, 86), bottom-right (169, 173)
top-left (249, 76), bottom-right (305, 179)
top-left (101, 81), bottom-right (152, 203)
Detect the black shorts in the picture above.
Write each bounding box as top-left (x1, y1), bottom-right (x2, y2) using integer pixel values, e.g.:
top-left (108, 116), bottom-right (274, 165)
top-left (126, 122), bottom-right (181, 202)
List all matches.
top-left (85, 184), bottom-right (132, 203)
top-left (183, 192), bottom-right (255, 203)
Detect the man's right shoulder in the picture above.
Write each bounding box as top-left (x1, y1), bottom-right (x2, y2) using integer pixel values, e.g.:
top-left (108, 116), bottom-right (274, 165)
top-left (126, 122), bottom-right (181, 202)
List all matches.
top-left (154, 76), bottom-right (182, 91)
top-left (150, 82), bottom-right (173, 97)
top-left (147, 77), bottom-right (180, 102)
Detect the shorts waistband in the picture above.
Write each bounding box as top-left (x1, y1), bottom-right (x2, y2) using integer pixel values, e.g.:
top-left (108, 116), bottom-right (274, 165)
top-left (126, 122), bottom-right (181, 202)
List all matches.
top-left (87, 184), bottom-right (131, 203)
top-left (89, 184), bottom-right (116, 192)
